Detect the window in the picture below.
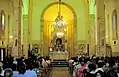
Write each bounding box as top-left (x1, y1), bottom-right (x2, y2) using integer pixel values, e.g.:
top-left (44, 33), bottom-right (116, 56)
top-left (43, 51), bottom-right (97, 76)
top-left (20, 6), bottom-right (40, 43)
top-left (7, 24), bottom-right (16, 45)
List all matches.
top-left (112, 9), bottom-right (118, 40)
top-left (1, 10), bottom-right (5, 32)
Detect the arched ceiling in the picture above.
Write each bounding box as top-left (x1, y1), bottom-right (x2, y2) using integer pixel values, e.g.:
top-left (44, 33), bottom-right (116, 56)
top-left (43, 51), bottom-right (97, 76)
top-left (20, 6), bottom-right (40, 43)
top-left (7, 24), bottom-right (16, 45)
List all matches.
top-left (22, 0), bottom-right (95, 15)
top-left (43, 4), bottom-right (74, 21)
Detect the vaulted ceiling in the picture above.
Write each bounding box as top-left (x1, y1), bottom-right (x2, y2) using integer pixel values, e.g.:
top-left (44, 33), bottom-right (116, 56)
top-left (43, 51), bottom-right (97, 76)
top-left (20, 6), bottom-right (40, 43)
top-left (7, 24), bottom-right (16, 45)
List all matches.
top-left (22, 0), bottom-right (96, 15)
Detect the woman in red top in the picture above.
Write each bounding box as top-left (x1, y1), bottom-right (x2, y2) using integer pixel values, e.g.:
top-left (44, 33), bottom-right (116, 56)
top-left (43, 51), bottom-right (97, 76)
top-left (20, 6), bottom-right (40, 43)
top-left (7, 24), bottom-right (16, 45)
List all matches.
top-left (77, 62), bottom-right (86, 77)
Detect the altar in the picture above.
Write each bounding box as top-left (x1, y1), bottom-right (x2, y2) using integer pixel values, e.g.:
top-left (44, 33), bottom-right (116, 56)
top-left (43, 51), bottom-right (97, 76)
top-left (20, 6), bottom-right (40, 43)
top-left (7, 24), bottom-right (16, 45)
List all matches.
top-left (49, 51), bottom-right (69, 60)
top-left (48, 6), bottom-right (69, 60)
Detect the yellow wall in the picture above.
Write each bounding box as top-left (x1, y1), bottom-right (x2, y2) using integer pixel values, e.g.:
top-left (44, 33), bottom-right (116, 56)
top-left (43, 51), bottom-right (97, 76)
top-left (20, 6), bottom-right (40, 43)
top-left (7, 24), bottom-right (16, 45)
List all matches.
top-left (105, 0), bottom-right (119, 55)
top-left (2, 0), bottom-right (119, 57)
top-left (0, 0), bottom-right (21, 57)
top-left (43, 4), bottom-right (75, 56)
top-left (30, 0), bottom-right (89, 44)
top-left (0, 0), bottom-right (13, 46)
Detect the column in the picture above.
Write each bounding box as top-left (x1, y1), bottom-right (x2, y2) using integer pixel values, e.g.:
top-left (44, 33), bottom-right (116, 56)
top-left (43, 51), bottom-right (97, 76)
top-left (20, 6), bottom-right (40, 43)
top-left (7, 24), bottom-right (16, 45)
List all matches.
top-left (18, 0), bottom-right (22, 57)
top-left (28, 0), bottom-right (32, 50)
top-left (23, 15), bottom-right (28, 57)
top-left (96, 0), bottom-right (106, 56)
top-left (89, 14), bottom-right (95, 56)
top-left (11, 0), bottom-right (22, 57)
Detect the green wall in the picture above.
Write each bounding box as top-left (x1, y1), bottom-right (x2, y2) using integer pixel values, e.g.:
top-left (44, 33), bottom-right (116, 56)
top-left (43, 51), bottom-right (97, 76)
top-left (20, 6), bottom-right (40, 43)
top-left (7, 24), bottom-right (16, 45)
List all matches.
top-left (22, 0), bottom-right (90, 43)
top-left (31, 0), bottom-right (89, 43)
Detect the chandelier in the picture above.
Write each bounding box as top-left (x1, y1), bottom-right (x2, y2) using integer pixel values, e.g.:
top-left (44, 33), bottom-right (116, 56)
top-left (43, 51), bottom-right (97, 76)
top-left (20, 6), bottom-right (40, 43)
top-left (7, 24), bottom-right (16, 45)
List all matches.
top-left (53, 0), bottom-right (67, 29)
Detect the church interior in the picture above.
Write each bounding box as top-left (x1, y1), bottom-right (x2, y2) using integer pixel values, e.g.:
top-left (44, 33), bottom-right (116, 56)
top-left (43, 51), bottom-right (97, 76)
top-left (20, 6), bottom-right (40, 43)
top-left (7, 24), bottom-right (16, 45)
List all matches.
top-left (0, 0), bottom-right (119, 77)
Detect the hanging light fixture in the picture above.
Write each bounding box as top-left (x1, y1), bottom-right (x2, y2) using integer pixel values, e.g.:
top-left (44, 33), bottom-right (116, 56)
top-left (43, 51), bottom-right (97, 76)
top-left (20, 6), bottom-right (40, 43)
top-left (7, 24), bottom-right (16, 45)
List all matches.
top-left (53, 0), bottom-right (67, 28)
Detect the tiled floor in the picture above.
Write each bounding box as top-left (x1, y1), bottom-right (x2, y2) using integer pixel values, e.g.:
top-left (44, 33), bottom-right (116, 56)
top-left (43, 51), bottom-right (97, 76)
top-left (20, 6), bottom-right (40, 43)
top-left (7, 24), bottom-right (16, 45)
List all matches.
top-left (49, 67), bottom-right (71, 77)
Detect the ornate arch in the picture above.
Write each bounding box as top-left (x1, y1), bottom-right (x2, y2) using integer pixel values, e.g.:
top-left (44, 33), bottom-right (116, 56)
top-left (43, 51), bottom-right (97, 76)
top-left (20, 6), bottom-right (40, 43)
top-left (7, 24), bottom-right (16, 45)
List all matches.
top-left (112, 9), bottom-right (118, 40)
top-left (40, 1), bottom-right (77, 56)
top-left (41, 1), bottom-right (77, 28)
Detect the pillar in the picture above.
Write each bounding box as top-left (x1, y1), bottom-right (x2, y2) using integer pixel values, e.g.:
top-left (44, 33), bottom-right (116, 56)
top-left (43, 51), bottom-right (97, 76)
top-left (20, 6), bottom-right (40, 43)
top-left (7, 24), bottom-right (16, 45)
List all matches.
top-left (11, 0), bottom-right (22, 57)
top-left (28, 0), bottom-right (32, 50)
top-left (96, 0), bottom-right (106, 56)
top-left (18, 0), bottom-right (22, 57)
top-left (89, 14), bottom-right (95, 56)
top-left (23, 15), bottom-right (28, 57)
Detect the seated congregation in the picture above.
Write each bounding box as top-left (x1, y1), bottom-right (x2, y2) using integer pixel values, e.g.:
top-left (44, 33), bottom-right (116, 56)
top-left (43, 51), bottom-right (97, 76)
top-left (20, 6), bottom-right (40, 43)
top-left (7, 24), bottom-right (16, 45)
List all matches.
top-left (69, 55), bottom-right (119, 77)
top-left (0, 56), bottom-right (51, 77)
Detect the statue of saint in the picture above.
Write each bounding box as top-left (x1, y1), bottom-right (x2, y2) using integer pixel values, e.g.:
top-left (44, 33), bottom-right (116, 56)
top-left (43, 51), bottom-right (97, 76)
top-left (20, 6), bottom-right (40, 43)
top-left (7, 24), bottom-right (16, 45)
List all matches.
top-left (56, 38), bottom-right (63, 52)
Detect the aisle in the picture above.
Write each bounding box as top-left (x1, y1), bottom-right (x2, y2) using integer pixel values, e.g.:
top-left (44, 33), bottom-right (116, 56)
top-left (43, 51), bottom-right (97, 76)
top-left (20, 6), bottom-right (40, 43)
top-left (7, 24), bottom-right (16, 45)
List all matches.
top-left (49, 67), bottom-right (72, 77)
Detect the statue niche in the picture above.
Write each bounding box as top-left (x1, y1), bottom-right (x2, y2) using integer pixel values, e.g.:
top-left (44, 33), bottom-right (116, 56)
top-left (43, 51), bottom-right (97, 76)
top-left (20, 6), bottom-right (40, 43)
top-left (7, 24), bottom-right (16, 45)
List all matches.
top-left (55, 38), bottom-right (64, 52)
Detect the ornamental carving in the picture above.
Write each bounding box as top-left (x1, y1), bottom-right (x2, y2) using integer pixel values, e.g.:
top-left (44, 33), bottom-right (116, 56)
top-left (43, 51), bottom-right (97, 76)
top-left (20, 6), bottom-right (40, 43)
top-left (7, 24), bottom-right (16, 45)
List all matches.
top-left (78, 44), bottom-right (86, 52)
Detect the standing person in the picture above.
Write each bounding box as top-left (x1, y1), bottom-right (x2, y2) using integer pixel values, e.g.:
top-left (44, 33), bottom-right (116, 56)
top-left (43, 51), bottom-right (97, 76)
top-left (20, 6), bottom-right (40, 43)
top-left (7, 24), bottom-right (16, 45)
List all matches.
top-left (42, 58), bottom-right (48, 76)
top-left (75, 61), bottom-right (81, 77)
top-left (68, 57), bottom-right (74, 73)
top-left (77, 60), bottom-right (86, 77)
top-left (77, 54), bottom-right (81, 61)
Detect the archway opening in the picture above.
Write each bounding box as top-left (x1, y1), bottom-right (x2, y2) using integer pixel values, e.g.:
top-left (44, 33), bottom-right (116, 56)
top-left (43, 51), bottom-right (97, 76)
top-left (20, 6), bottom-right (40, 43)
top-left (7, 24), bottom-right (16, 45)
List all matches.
top-left (42, 2), bottom-right (76, 57)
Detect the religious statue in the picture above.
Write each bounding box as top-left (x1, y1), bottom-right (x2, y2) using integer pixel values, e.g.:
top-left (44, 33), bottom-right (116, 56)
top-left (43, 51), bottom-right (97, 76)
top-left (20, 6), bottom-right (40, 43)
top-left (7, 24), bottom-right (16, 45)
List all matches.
top-left (55, 38), bottom-right (64, 52)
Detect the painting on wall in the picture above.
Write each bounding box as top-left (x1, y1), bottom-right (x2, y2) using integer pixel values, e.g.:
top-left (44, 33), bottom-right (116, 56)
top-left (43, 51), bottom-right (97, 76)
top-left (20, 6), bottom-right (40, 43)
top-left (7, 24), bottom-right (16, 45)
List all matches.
top-left (78, 44), bottom-right (86, 54)
top-left (32, 44), bottom-right (40, 56)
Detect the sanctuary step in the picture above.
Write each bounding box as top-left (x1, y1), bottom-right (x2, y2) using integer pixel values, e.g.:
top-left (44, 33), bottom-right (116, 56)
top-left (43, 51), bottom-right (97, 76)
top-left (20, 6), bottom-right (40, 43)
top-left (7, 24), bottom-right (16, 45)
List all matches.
top-left (51, 59), bottom-right (69, 67)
